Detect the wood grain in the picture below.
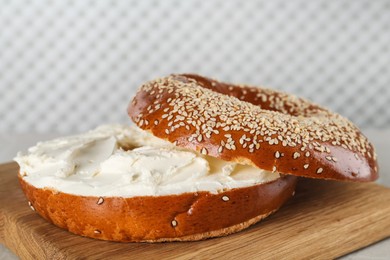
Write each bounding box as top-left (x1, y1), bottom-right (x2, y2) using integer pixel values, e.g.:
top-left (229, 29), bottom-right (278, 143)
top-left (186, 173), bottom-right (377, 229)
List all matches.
top-left (1, 162), bottom-right (390, 260)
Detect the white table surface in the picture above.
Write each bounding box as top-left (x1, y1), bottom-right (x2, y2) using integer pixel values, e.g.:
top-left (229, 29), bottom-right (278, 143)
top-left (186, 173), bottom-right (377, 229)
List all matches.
top-left (1, 130), bottom-right (390, 260)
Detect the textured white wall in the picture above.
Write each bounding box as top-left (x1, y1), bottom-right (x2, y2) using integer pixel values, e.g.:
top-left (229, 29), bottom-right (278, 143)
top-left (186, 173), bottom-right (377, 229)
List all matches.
top-left (0, 0), bottom-right (389, 134)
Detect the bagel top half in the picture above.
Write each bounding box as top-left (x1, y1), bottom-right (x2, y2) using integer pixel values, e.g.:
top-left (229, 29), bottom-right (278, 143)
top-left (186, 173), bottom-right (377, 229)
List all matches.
top-left (128, 74), bottom-right (378, 182)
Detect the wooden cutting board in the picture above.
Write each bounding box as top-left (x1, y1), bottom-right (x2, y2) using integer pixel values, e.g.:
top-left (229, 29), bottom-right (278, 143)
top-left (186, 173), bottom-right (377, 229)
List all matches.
top-left (1, 162), bottom-right (390, 260)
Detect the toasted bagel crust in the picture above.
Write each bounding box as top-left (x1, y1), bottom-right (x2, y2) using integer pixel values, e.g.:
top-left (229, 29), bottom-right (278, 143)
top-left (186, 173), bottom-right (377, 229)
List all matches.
top-left (128, 74), bottom-right (378, 182)
top-left (18, 173), bottom-right (297, 242)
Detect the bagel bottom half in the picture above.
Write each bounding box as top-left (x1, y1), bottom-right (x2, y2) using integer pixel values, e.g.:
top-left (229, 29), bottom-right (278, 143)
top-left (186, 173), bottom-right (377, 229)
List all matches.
top-left (18, 173), bottom-right (297, 242)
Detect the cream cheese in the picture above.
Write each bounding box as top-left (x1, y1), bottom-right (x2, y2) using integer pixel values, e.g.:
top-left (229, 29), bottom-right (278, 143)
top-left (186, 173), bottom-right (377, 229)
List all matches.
top-left (14, 125), bottom-right (280, 197)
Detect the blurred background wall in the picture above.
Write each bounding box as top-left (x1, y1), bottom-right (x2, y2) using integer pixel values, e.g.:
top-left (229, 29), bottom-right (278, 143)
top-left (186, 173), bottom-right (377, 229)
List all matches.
top-left (0, 0), bottom-right (389, 134)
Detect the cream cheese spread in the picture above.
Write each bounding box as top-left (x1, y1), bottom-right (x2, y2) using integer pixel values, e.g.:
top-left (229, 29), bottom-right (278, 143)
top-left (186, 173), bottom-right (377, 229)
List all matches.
top-left (14, 125), bottom-right (280, 197)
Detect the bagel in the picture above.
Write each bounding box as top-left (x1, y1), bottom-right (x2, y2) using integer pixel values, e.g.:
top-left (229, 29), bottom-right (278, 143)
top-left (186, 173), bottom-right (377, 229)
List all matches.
top-left (128, 74), bottom-right (378, 182)
top-left (18, 171), bottom-right (296, 242)
top-left (15, 74), bottom-right (378, 243)
top-left (15, 125), bottom-right (297, 242)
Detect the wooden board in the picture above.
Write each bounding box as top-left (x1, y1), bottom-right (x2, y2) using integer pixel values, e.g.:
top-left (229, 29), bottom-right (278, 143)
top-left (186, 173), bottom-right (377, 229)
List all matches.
top-left (1, 162), bottom-right (390, 260)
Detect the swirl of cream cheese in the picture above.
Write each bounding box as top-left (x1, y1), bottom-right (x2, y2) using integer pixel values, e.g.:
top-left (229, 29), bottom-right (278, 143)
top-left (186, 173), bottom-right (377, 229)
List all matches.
top-left (14, 125), bottom-right (279, 197)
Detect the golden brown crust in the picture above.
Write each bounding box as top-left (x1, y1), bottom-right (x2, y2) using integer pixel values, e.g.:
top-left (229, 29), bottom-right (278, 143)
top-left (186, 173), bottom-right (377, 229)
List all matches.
top-left (18, 173), bottom-right (297, 242)
top-left (128, 74), bottom-right (378, 182)
top-left (146, 212), bottom-right (274, 242)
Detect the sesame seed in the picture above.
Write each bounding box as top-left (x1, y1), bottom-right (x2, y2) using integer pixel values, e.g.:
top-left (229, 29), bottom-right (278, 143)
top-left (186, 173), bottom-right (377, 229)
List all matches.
top-left (303, 164), bottom-right (309, 169)
top-left (293, 152), bottom-right (300, 159)
top-left (222, 195), bottom-right (230, 201)
top-left (201, 147), bottom-right (208, 155)
top-left (325, 156), bottom-right (332, 161)
top-left (305, 151), bottom-right (310, 157)
top-left (97, 197), bottom-right (104, 205)
top-left (171, 220), bottom-right (178, 227)
top-left (316, 168), bottom-right (324, 174)
top-left (94, 230), bottom-right (101, 234)
top-left (275, 151), bottom-right (281, 159)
